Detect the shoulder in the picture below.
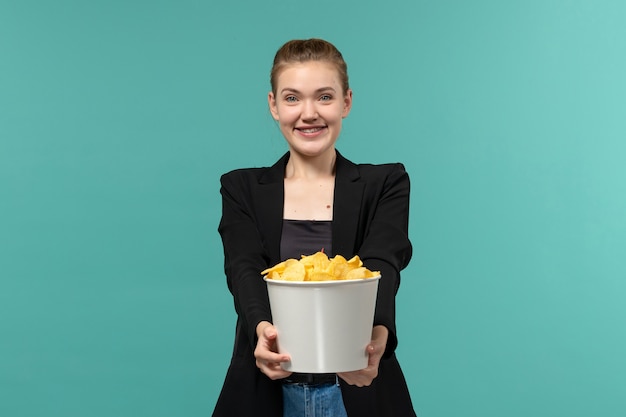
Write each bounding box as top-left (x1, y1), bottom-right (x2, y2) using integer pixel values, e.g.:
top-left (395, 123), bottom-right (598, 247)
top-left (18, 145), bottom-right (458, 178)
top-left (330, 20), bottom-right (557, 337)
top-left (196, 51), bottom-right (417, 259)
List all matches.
top-left (356, 163), bottom-right (410, 199)
top-left (336, 151), bottom-right (409, 183)
top-left (220, 167), bottom-right (267, 185)
top-left (219, 168), bottom-right (267, 200)
top-left (353, 161), bottom-right (410, 189)
top-left (220, 152), bottom-right (289, 187)
top-left (356, 162), bottom-right (408, 177)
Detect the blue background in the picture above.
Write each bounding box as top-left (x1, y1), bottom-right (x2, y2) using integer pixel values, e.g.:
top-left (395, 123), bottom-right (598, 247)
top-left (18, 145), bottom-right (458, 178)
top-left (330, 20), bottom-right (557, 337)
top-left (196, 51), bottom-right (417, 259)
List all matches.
top-left (2, 1), bottom-right (625, 416)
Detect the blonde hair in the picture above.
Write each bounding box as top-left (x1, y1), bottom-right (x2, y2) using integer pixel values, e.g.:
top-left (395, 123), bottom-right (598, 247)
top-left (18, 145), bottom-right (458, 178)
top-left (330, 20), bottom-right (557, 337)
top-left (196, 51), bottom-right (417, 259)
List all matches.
top-left (270, 38), bottom-right (350, 95)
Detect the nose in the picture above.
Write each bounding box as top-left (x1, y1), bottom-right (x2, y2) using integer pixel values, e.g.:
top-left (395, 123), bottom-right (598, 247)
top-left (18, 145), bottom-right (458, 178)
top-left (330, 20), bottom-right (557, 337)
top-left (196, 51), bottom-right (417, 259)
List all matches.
top-left (301, 100), bottom-right (318, 121)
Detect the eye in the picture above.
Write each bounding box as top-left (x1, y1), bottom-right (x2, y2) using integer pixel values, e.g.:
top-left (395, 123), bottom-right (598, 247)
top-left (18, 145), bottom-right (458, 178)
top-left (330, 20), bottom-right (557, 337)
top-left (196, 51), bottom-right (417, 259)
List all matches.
top-left (319, 94), bottom-right (332, 101)
top-left (285, 95), bottom-right (298, 103)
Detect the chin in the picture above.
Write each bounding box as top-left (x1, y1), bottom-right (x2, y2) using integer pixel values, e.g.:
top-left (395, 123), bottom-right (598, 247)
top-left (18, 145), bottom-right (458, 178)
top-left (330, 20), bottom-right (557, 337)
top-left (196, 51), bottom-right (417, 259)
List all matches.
top-left (291, 143), bottom-right (336, 158)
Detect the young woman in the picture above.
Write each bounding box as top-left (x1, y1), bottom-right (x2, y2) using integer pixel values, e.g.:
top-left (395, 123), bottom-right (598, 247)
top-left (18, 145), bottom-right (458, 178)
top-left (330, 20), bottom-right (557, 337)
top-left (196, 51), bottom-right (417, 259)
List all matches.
top-left (213, 38), bottom-right (416, 417)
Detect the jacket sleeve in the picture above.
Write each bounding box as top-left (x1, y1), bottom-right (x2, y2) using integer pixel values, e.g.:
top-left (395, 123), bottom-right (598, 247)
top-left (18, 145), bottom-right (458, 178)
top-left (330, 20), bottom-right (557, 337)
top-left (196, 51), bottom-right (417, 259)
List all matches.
top-left (357, 163), bottom-right (412, 357)
top-left (218, 171), bottom-right (272, 349)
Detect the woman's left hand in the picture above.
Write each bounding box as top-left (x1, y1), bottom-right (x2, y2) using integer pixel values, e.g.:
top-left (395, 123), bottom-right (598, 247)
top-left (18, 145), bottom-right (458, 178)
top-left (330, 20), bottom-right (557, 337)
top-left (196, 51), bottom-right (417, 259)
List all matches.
top-left (337, 325), bottom-right (388, 387)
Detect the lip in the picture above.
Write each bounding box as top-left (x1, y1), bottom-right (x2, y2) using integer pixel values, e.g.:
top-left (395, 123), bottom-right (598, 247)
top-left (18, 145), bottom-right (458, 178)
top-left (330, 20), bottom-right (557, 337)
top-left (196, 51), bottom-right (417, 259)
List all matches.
top-left (295, 125), bottom-right (328, 138)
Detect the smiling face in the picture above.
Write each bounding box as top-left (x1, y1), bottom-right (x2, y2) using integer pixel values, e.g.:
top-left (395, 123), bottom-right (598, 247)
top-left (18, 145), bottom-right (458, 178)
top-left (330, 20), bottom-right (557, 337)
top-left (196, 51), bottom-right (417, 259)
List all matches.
top-left (268, 61), bottom-right (352, 159)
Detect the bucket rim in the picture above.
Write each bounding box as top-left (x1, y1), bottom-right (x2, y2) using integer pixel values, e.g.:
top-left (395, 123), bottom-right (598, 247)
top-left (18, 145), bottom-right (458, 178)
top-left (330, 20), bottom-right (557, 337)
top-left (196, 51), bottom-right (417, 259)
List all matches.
top-left (263, 275), bottom-right (380, 286)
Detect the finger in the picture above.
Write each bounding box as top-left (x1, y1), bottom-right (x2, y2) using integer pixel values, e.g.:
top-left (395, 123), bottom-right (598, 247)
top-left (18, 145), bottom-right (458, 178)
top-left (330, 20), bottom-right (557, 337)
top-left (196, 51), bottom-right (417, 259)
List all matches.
top-left (263, 326), bottom-right (277, 339)
top-left (337, 372), bottom-right (354, 385)
top-left (257, 350), bottom-right (290, 363)
top-left (367, 342), bottom-right (384, 363)
top-left (259, 360), bottom-right (292, 380)
top-left (255, 344), bottom-right (290, 363)
top-left (338, 371), bottom-right (373, 387)
top-left (339, 376), bottom-right (369, 387)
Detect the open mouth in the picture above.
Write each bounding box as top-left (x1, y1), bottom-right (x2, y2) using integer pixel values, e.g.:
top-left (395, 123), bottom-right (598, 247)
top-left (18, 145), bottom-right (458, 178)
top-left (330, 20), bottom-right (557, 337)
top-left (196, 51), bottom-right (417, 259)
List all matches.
top-left (295, 126), bottom-right (327, 135)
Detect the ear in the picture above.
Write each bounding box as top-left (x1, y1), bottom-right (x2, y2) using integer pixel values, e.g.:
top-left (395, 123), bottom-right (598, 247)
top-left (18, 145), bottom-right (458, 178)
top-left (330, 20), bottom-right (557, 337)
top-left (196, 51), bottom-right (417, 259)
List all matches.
top-left (268, 92), bottom-right (279, 121)
top-left (341, 89), bottom-right (353, 118)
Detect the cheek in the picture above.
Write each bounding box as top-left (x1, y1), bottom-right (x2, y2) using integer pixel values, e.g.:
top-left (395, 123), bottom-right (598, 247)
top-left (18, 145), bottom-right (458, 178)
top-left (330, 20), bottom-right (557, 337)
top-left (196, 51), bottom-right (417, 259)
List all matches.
top-left (328, 107), bottom-right (345, 121)
top-left (277, 108), bottom-right (299, 124)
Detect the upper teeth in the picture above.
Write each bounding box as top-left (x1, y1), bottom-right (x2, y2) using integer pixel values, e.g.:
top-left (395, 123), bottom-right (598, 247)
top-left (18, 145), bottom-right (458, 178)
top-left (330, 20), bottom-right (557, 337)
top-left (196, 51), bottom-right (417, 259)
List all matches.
top-left (301, 128), bottom-right (321, 133)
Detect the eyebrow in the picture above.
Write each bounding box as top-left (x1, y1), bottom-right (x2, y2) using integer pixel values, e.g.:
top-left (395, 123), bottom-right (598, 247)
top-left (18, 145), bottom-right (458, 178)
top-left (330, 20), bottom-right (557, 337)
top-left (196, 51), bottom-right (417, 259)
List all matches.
top-left (280, 87), bottom-right (336, 94)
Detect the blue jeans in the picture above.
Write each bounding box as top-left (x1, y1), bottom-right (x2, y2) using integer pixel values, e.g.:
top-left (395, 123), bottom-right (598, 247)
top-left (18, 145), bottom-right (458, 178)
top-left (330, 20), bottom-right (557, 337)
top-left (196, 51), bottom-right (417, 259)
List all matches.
top-left (282, 380), bottom-right (348, 417)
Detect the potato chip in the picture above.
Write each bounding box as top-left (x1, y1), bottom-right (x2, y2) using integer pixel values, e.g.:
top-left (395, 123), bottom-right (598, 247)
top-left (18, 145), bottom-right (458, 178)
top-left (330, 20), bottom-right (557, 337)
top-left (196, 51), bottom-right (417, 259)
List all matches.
top-left (262, 251), bottom-right (379, 281)
top-left (327, 255), bottom-right (351, 280)
top-left (280, 259), bottom-right (306, 281)
top-left (346, 255), bottom-right (363, 268)
top-left (267, 271), bottom-right (281, 280)
top-left (345, 267), bottom-right (377, 280)
top-left (300, 251), bottom-right (330, 272)
top-left (261, 260), bottom-right (287, 276)
top-left (309, 271), bottom-right (336, 281)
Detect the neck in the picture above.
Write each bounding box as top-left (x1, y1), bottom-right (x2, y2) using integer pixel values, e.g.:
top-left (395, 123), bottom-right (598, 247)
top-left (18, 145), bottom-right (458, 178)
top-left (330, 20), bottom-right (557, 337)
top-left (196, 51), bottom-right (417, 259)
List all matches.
top-left (285, 150), bottom-right (336, 180)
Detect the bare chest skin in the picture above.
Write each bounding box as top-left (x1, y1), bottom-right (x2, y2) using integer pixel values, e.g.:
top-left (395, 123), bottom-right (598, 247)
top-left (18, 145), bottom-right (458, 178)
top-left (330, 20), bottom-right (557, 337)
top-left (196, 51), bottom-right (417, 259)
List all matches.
top-left (283, 177), bottom-right (334, 221)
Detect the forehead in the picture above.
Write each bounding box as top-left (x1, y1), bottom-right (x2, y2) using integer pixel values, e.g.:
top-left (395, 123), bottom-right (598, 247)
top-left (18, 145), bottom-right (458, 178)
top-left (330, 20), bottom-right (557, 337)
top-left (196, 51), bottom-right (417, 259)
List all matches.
top-left (275, 61), bottom-right (342, 92)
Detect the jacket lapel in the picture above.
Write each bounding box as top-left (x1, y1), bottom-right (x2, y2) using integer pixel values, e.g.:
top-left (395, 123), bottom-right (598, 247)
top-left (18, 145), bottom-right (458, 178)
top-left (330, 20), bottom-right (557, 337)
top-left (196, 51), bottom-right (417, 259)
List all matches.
top-left (253, 153), bottom-right (289, 264)
top-left (332, 152), bottom-right (364, 257)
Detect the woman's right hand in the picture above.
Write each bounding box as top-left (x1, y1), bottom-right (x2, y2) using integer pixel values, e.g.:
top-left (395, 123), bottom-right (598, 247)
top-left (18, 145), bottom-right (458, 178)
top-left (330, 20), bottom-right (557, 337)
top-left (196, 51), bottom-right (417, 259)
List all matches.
top-left (254, 321), bottom-right (292, 380)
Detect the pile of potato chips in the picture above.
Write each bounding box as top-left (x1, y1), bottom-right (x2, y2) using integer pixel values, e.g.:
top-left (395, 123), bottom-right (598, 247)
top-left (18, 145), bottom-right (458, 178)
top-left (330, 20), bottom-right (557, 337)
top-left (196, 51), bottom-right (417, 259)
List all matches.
top-left (262, 251), bottom-right (379, 281)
